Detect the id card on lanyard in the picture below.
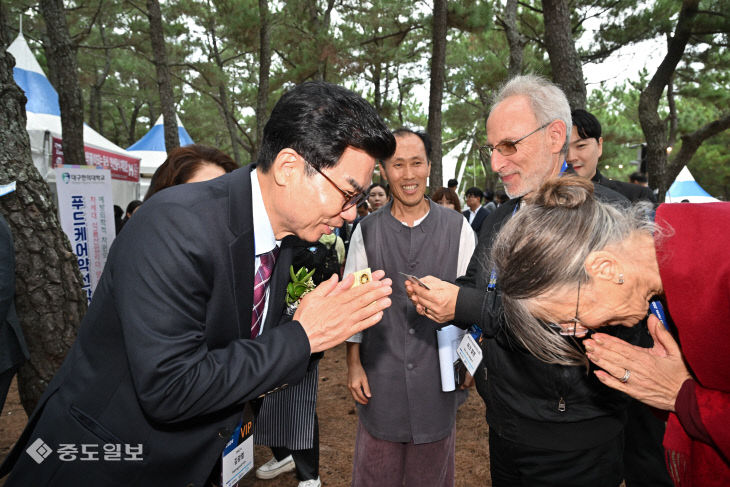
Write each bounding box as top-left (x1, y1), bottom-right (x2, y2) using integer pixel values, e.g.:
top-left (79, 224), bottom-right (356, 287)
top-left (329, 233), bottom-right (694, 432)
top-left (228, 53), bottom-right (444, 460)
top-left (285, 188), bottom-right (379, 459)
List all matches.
top-left (221, 404), bottom-right (255, 486)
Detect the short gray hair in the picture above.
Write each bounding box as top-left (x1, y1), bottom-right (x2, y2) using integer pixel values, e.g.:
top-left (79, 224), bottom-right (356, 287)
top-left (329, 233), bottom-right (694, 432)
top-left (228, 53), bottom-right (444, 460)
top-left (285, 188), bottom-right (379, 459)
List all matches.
top-left (491, 176), bottom-right (658, 366)
top-left (491, 74), bottom-right (572, 154)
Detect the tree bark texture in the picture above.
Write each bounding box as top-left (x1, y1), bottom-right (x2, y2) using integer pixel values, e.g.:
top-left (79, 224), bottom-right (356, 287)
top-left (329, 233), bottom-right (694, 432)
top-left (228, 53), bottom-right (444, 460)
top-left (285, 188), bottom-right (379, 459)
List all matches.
top-left (255, 0), bottom-right (271, 163)
top-left (542, 0), bottom-right (586, 109)
top-left (503, 0), bottom-right (525, 78)
top-left (146, 0), bottom-right (179, 152)
top-left (427, 0), bottom-right (447, 192)
top-left (0, 10), bottom-right (87, 414)
top-left (38, 0), bottom-right (86, 164)
top-left (638, 0), bottom-right (699, 201)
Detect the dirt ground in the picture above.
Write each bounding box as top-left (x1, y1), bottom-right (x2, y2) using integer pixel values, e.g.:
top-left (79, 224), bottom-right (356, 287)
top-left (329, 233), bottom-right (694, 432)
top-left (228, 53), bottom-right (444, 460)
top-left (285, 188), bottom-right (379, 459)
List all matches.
top-left (0, 343), bottom-right (491, 486)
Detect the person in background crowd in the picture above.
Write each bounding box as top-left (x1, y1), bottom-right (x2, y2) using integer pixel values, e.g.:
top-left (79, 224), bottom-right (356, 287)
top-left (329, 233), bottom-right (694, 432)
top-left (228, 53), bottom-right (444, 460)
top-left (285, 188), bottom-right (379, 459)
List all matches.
top-left (494, 190), bottom-right (509, 206)
top-left (462, 186), bottom-right (489, 235)
top-left (406, 75), bottom-right (636, 487)
top-left (144, 144), bottom-right (239, 201)
top-left (118, 199), bottom-right (143, 233)
top-left (569, 109), bottom-right (656, 204)
top-left (629, 171), bottom-right (650, 187)
top-left (447, 178), bottom-right (458, 192)
top-left (483, 189), bottom-right (497, 213)
top-left (366, 182), bottom-right (388, 212)
top-left (492, 175), bottom-right (730, 487)
top-left (431, 186), bottom-right (462, 213)
top-left (0, 81), bottom-right (395, 487)
top-left (114, 205), bottom-right (124, 235)
top-left (346, 128), bottom-right (476, 487)
top-left (570, 109), bottom-right (669, 486)
top-left (0, 213), bottom-right (28, 412)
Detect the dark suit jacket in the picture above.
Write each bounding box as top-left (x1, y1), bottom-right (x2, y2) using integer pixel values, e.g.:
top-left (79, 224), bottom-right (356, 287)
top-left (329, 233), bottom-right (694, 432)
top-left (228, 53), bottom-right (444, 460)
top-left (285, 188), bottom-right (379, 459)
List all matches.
top-left (462, 206), bottom-right (489, 234)
top-left (592, 170), bottom-right (656, 203)
top-left (1, 167), bottom-right (312, 486)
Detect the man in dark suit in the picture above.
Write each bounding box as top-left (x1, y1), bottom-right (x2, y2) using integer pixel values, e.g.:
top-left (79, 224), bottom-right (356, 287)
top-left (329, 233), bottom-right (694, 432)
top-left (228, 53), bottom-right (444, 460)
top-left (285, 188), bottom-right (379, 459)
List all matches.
top-left (462, 186), bottom-right (489, 234)
top-left (568, 109), bottom-right (656, 203)
top-left (0, 82), bottom-right (395, 486)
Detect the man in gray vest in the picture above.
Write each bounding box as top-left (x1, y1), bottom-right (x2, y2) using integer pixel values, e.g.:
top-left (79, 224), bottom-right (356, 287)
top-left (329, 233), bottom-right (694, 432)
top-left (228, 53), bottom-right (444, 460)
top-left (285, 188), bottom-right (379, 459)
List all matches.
top-left (345, 128), bottom-right (476, 487)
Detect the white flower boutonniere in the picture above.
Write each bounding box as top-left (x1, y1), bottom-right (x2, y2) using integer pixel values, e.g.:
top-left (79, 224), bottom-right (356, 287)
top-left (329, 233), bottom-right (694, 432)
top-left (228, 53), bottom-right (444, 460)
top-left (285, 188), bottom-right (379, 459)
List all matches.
top-left (285, 266), bottom-right (316, 316)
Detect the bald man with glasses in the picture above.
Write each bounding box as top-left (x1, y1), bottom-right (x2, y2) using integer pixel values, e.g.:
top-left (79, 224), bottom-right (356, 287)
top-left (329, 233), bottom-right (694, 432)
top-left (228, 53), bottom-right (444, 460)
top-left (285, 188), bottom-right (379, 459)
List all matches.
top-left (406, 75), bottom-right (641, 487)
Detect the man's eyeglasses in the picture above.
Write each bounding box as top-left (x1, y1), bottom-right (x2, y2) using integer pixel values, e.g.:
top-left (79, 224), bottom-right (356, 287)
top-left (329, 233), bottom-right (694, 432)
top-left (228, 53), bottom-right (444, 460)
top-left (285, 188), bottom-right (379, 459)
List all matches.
top-left (304, 159), bottom-right (366, 211)
top-left (479, 121), bottom-right (551, 158)
top-left (547, 280), bottom-right (589, 337)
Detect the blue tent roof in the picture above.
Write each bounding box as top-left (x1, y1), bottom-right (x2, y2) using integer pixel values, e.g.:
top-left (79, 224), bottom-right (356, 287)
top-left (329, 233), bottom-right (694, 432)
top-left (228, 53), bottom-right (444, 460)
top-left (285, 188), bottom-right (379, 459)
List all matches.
top-left (667, 180), bottom-right (715, 199)
top-left (665, 166), bottom-right (720, 203)
top-left (127, 115), bottom-right (194, 151)
top-left (8, 33), bottom-right (60, 116)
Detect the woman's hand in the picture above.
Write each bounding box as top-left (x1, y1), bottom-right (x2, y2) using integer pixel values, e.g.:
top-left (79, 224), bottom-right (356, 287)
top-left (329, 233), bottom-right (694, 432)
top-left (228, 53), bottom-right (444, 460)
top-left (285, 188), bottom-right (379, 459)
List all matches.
top-left (583, 315), bottom-right (691, 411)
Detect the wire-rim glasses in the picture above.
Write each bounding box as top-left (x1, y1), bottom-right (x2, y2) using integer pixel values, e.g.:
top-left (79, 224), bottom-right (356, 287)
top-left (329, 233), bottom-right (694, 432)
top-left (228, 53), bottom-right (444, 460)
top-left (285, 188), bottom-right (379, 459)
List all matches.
top-left (479, 121), bottom-right (551, 158)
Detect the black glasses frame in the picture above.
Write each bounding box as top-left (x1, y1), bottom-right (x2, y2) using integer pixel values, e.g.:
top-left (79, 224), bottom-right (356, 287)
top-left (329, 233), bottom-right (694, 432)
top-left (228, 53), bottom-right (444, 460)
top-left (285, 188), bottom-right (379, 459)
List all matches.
top-left (304, 159), bottom-right (366, 211)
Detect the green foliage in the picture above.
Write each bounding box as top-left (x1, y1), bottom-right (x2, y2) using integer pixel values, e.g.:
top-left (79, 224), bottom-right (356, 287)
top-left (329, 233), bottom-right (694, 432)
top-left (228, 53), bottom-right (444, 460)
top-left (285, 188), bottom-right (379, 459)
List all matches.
top-left (5, 0), bottom-right (726, 198)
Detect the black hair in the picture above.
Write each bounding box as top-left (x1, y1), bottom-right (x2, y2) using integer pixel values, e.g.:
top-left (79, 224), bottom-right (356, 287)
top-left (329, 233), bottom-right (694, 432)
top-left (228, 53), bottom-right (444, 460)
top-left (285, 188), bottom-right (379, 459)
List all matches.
top-left (484, 189), bottom-right (494, 201)
top-left (124, 200), bottom-right (143, 219)
top-left (256, 81), bottom-right (395, 173)
top-left (447, 178), bottom-right (458, 188)
top-left (391, 127), bottom-right (432, 161)
top-left (367, 182), bottom-right (389, 197)
top-left (629, 171), bottom-right (648, 184)
top-left (465, 186), bottom-right (484, 200)
top-left (571, 109), bottom-right (602, 142)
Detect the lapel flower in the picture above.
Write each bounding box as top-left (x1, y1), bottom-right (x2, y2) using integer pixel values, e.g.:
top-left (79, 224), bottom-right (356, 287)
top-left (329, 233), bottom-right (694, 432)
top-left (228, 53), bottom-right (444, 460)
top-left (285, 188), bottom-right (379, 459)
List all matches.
top-left (285, 266), bottom-right (316, 314)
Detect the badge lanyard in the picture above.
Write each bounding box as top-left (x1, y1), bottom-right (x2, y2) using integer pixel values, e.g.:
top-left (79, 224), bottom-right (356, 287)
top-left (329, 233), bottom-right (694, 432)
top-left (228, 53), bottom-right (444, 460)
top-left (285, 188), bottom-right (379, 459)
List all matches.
top-left (649, 299), bottom-right (670, 331)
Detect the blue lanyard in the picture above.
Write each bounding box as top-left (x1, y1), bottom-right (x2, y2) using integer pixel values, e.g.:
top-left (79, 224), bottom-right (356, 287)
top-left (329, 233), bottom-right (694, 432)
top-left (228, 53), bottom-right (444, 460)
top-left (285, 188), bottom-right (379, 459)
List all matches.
top-left (649, 299), bottom-right (670, 331)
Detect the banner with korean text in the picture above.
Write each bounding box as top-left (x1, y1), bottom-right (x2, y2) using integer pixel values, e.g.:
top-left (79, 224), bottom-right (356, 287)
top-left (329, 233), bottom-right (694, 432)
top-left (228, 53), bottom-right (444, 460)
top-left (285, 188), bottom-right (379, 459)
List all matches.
top-left (55, 167), bottom-right (116, 303)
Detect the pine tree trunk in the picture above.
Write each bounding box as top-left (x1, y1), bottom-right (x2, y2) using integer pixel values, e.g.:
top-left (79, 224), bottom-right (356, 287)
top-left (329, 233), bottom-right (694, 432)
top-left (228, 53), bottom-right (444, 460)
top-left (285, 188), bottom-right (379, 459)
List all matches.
top-left (503, 0), bottom-right (525, 78)
top-left (38, 0), bottom-right (85, 164)
top-left (638, 0), bottom-right (699, 201)
top-left (542, 0), bottom-right (586, 110)
top-left (427, 0), bottom-right (447, 192)
top-left (255, 0), bottom-right (271, 163)
top-left (146, 0), bottom-right (179, 152)
top-left (0, 10), bottom-right (87, 414)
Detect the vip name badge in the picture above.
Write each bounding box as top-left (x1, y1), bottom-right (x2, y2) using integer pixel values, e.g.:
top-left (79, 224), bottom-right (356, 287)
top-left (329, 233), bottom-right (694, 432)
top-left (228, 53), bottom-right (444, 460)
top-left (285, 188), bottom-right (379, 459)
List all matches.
top-left (222, 406), bottom-right (255, 486)
top-left (456, 333), bottom-right (483, 376)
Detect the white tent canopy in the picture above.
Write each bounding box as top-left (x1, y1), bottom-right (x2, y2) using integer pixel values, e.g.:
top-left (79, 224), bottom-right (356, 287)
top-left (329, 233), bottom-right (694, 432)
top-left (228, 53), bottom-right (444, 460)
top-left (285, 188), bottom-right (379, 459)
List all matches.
top-left (8, 32), bottom-right (141, 209)
top-left (127, 115), bottom-right (194, 198)
top-left (665, 166), bottom-right (720, 203)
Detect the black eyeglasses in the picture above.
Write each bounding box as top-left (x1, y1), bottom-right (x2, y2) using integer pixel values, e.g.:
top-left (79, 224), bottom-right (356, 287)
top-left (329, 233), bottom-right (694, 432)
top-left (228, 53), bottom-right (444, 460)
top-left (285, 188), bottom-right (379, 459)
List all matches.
top-left (304, 159), bottom-right (366, 211)
top-left (548, 280), bottom-right (589, 337)
top-left (479, 122), bottom-right (551, 158)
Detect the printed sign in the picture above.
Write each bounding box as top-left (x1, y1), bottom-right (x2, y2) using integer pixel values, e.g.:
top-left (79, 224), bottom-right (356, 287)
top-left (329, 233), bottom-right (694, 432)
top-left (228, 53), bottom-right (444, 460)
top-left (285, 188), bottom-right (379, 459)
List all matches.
top-left (55, 167), bottom-right (115, 303)
top-left (52, 137), bottom-right (140, 182)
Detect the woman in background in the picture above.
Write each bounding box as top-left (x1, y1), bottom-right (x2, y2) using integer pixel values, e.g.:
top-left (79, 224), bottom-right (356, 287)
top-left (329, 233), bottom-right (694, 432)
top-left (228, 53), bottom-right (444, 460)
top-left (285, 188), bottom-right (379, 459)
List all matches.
top-left (366, 182), bottom-right (388, 212)
top-left (144, 144), bottom-right (238, 200)
top-left (431, 187), bottom-right (462, 213)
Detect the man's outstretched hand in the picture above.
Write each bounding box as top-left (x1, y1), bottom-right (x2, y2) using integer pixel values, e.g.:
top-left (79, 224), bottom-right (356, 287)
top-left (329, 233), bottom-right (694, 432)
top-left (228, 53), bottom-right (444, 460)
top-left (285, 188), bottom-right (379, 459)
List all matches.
top-left (294, 270), bottom-right (392, 353)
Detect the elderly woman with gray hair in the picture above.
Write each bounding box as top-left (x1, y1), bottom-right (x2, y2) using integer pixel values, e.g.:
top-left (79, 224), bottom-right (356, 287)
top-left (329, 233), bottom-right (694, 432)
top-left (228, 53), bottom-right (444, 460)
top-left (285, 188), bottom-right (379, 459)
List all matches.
top-left (492, 175), bottom-right (729, 486)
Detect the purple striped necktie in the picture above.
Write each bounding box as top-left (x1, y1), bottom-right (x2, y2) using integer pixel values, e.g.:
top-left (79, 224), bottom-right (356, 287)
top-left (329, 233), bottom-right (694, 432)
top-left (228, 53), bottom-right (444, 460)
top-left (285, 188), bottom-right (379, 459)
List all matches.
top-left (251, 247), bottom-right (279, 338)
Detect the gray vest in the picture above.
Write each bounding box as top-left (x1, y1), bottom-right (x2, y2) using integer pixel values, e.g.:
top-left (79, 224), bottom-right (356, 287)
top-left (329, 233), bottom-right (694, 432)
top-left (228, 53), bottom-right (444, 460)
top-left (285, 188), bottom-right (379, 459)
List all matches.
top-left (358, 200), bottom-right (463, 444)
